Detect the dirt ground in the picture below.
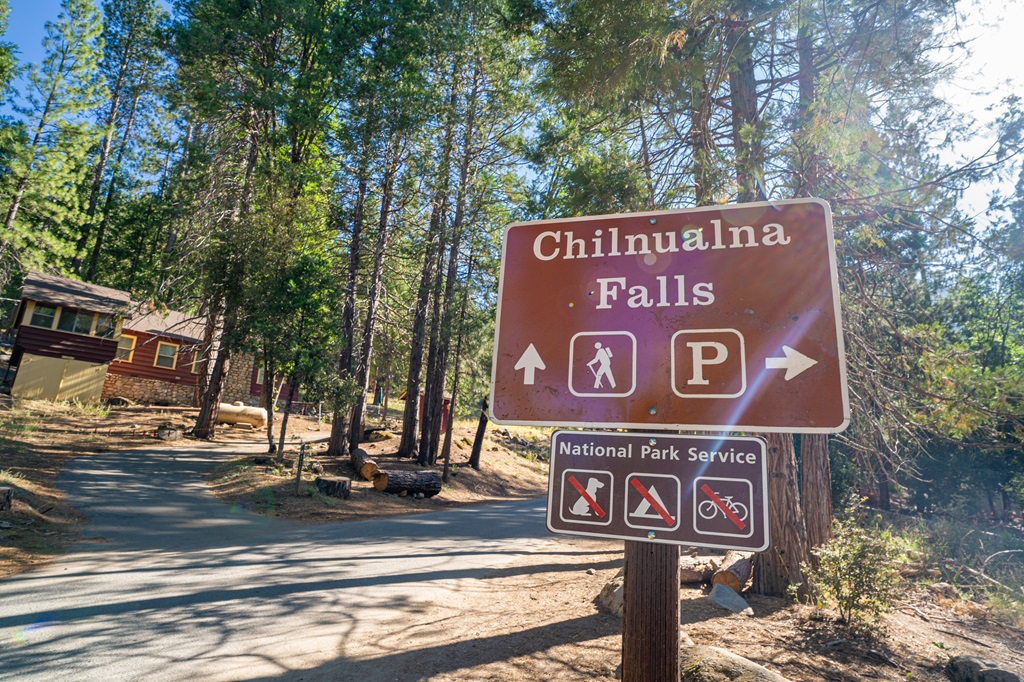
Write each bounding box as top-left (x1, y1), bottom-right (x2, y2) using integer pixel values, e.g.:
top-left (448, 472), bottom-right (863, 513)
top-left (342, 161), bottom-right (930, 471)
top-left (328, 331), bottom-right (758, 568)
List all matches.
top-left (2, 399), bottom-right (1023, 680)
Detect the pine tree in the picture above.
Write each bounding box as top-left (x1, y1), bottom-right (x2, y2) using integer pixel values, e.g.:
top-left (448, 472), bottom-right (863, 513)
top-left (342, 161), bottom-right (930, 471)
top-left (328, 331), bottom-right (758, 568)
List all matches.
top-left (0, 0), bottom-right (105, 286)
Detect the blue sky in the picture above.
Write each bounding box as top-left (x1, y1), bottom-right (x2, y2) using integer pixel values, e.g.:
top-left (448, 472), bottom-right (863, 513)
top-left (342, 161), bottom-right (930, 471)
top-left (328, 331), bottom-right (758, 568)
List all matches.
top-left (7, 0), bottom-right (64, 67)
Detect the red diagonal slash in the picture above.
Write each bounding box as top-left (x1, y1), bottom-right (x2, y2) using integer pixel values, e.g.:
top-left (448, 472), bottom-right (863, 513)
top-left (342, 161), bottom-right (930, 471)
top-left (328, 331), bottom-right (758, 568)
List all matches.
top-left (567, 475), bottom-right (606, 518)
top-left (629, 478), bottom-right (676, 527)
top-left (700, 483), bottom-right (747, 530)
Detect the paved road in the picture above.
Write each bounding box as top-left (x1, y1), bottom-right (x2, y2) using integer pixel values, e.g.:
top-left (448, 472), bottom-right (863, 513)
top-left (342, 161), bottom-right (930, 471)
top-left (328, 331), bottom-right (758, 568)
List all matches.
top-left (0, 444), bottom-right (557, 681)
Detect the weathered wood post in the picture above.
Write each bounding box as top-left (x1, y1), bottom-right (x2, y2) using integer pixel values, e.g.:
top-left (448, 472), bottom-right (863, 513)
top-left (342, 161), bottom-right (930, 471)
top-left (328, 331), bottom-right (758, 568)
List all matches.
top-left (622, 540), bottom-right (680, 681)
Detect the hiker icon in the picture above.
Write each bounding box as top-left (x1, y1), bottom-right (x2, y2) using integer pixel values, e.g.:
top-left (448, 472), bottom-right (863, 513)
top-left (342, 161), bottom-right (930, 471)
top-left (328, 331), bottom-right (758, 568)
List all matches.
top-left (568, 331), bottom-right (637, 398)
top-left (586, 342), bottom-right (616, 389)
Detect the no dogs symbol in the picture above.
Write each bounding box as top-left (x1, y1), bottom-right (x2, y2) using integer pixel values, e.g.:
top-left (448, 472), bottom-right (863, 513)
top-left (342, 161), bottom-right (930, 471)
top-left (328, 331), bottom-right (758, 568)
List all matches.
top-left (559, 469), bottom-right (614, 527)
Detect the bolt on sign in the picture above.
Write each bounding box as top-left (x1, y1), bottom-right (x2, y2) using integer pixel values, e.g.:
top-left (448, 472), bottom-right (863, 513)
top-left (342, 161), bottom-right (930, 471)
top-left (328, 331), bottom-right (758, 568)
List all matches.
top-left (489, 198), bottom-right (850, 433)
top-left (548, 431), bottom-right (769, 551)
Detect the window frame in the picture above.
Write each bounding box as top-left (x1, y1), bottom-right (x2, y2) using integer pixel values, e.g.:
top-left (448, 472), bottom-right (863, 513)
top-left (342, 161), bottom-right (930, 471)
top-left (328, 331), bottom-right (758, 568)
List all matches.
top-left (115, 334), bottom-right (137, 363)
top-left (153, 341), bottom-right (179, 370)
top-left (56, 308), bottom-right (96, 335)
top-left (28, 303), bottom-right (57, 330)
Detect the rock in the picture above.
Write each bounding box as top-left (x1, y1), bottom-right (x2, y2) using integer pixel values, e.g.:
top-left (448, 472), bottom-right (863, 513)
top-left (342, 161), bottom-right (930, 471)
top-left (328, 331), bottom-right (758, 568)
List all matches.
top-left (597, 574), bottom-right (625, 618)
top-left (366, 429), bottom-right (395, 442)
top-left (708, 583), bottom-right (754, 616)
top-left (586, 568), bottom-right (596, 575)
top-left (680, 645), bottom-right (791, 681)
top-left (155, 426), bottom-right (183, 441)
top-left (106, 396), bottom-right (134, 406)
top-left (946, 656), bottom-right (1023, 682)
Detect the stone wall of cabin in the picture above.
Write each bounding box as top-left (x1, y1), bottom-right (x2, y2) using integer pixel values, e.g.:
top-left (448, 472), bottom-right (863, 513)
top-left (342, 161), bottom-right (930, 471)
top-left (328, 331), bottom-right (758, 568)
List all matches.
top-left (102, 372), bottom-right (198, 406)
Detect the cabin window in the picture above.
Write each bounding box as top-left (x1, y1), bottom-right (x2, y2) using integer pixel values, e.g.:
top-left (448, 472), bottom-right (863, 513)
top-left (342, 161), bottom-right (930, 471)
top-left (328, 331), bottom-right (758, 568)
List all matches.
top-left (95, 314), bottom-right (116, 339)
top-left (154, 341), bottom-right (179, 369)
top-left (256, 366), bottom-right (265, 385)
top-left (116, 335), bottom-right (137, 362)
top-left (29, 304), bottom-right (57, 329)
top-left (191, 351), bottom-right (203, 374)
top-left (57, 309), bottom-right (95, 335)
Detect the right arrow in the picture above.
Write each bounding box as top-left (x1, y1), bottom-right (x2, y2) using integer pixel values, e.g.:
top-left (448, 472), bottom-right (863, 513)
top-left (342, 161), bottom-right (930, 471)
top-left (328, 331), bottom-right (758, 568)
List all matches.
top-left (514, 343), bottom-right (546, 385)
top-left (765, 345), bottom-right (818, 380)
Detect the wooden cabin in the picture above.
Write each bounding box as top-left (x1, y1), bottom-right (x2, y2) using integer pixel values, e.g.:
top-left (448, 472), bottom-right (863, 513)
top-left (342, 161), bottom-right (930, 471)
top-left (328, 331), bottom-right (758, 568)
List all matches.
top-left (103, 307), bottom-right (206, 406)
top-left (7, 272), bottom-right (130, 402)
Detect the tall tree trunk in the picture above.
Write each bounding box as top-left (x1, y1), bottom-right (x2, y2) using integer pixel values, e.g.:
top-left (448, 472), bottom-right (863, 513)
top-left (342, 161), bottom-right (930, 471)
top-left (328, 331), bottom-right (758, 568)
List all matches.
top-left (86, 87), bottom-right (143, 282)
top-left (441, 256), bottom-right (474, 482)
top-left (794, 13), bottom-right (831, 559)
top-left (264, 358), bottom-right (277, 454)
top-left (468, 398), bottom-right (488, 471)
top-left (419, 55), bottom-right (481, 467)
top-left (72, 31), bottom-right (138, 276)
top-left (276, 380), bottom-right (296, 463)
top-left (800, 435), bottom-right (832, 561)
top-left (195, 314), bottom-right (233, 440)
top-left (398, 55), bottom-right (462, 459)
top-left (327, 144), bottom-right (372, 459)
top-left (349, 136), bottom-right (402, 454)
top-left (726, 8), bottom-right (764, 203)
top-left (753, 433), bottom-right (810, 597)
top-left (690, 74), bottom-right (714, 206)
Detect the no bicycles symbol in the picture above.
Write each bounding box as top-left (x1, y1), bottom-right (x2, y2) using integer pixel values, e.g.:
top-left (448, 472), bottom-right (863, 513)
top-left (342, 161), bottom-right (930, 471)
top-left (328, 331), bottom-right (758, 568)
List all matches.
top-left (693, 477), bottom-right (753, 538)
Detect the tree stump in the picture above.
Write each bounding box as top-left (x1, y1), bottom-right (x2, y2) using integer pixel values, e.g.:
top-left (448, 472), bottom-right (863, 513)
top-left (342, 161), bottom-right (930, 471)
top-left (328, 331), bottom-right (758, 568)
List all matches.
top-left (372, 470), bottom-right (443, 497)
top-left (315, 476), bottom-right (351, 499)
top-left (0, 487), bottom-right (11, 512)
top-left (711, 551), bottom-right (754, 593)
top-left (350, 448), bottom-right (379, 481)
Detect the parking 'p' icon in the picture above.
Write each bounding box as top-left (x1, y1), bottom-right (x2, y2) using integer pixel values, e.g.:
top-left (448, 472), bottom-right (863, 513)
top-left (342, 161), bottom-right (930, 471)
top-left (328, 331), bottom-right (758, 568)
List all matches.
top-left (671, 329), bottom-right (746, 398)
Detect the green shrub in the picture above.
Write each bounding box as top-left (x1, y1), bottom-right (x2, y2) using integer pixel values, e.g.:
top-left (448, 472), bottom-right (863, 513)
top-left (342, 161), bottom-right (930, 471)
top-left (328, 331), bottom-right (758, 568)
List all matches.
top-left (806, 508), bottom-right (903, 625)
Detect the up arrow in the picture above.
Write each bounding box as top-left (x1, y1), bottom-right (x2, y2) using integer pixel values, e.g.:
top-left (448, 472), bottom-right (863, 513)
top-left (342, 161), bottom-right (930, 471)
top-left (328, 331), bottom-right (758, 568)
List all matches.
top-left (514, 344), bottom-right (546, 385)
top-left (765, 346), bottom-right (818, 381)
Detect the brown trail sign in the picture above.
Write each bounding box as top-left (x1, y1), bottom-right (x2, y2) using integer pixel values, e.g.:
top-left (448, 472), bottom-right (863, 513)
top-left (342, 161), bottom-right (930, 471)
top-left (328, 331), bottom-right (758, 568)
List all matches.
top-left (489, 198), bottom-right (849, 433)
top-left (488, 199), bottom-right (850, 682)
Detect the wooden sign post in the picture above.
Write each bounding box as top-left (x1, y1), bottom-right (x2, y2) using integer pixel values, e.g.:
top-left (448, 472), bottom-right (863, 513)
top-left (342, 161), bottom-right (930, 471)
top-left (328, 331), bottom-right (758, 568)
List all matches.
top-left (622, 541), bottom-right (680, 681)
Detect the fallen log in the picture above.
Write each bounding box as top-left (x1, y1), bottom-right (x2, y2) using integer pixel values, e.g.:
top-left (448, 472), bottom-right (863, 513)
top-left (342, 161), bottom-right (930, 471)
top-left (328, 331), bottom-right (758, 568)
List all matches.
top-left (711, 551), bottom-right (753, 593)
top-left (679, 555), bottom-right (719, 584)
top-left (372, 470), bottom-right (443, 498)
top-left (350, 447), bottom-right (379, 481)
top-left (315, 476), bottom-right (351, 499)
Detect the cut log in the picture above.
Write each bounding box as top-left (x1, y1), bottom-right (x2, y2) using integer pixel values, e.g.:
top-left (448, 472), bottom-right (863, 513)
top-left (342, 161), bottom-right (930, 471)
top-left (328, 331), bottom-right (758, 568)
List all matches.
top-left (372, 470), bottom-right (443, 497)
top-left (350, 447), bottom-right (379, 481)
top-left (711, 551), bottom-right (754, 593)
top-left (315, 476), bottom-right (351, 499)
top-left (0, 487), bottom-right (12, 511)
top-left (679, 555), bottom-right (720, 584)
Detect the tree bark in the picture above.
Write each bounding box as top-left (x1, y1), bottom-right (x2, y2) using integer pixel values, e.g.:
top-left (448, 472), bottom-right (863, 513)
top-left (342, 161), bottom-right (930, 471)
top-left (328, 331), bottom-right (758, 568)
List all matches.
top-left (468, 398), bottom-right (488, 470)
top-left (800, 434), bottom-right (833, 559)
top-left (753, 433), bottom-right (810, 597)
top-left (349, 135), bottom-right (402, 454)
top-left (315, 476), bottom-right (351, 499)
top-left (711, 550), bottom-right (754, 593)
top-left (399, 55), bottom-right (462, 460)
top-left (350, 447), bottom-right (379, 481)
top-left (275, 380), bottom-right (296, 463)
top-left (420, 56), bottom-right (481, 467)
top-left (372, 469), bottom-right (443, 497)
